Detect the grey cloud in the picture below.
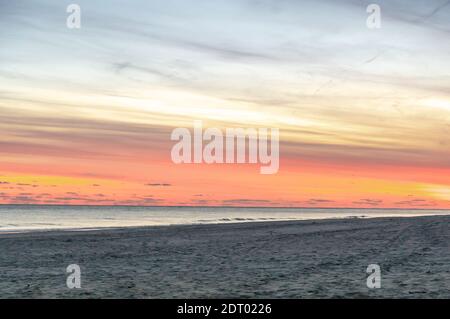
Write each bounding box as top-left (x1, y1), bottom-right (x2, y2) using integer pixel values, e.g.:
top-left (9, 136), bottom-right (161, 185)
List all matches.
top-left (305, 199), bottom-right (335, 205)
top-left (222, 199), bottom-right (272, 205)
top-left (352, 199), bottom-right (383, 206)
top-left (145, 183), bottom-right (171, 187)
top-left (394, 198), bottom-right (436, 206)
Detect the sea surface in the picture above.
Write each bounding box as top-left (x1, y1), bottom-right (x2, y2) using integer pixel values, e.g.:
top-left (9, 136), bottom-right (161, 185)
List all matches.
top-left (0, 205), bottom-right (449, 233)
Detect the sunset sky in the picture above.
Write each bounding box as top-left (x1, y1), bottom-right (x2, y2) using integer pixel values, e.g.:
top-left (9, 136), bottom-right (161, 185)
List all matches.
top-left (1, 0), bottom-right (450, 208)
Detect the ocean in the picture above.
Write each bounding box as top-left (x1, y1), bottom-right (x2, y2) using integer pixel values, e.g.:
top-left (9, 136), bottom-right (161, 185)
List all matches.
top-left (0, 205), bottom-right (449, 234)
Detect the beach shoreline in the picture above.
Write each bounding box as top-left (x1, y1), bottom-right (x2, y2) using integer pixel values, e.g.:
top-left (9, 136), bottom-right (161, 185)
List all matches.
top-left (0, 213), bottom-right (447, 237)
top-left (0, 215), bottom-right (449, 298)
top-left (1, 205), bottom-right (450, 235)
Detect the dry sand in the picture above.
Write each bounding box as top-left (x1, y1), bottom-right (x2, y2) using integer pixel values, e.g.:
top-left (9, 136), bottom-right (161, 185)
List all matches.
top-left (0, 215), bottom-right (448, 298)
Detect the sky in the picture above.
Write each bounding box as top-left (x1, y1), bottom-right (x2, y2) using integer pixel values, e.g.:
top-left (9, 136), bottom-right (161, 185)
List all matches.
top-left (1, 0), bottom-right (450, 208)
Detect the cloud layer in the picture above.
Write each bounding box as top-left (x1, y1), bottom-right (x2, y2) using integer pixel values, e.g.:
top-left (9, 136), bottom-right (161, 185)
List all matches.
top-left (1, 0), bottom-right (450, 207)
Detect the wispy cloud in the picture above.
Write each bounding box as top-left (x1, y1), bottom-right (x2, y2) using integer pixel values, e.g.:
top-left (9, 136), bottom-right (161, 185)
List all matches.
top-left (1, 0), bottom-right (450, 207)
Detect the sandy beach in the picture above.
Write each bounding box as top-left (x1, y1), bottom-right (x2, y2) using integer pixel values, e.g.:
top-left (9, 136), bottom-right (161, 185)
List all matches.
top-left (0, 215), bottom-right (449, 298)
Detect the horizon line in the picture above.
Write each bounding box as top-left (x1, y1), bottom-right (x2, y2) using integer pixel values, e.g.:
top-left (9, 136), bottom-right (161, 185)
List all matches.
top-left (0, 203), bottom-right (448, 211)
